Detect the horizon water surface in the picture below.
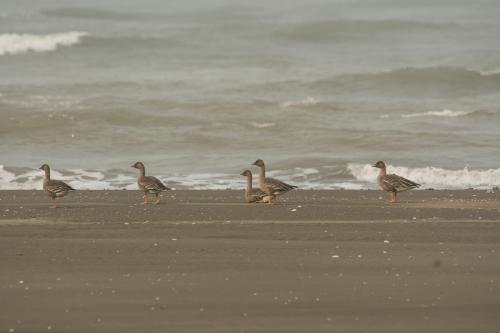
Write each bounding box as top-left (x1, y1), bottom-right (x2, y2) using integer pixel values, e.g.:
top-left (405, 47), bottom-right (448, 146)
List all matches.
top-left (1, 0), bottom-right (500, 190)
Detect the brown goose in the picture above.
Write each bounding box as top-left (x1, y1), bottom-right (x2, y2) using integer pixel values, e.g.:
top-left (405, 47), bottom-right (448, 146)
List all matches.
top-left (252, 159), bottom-right (297, 204)
top-left (240, 170), bottom-right (272, 203)
top-left (131, 161), bottom-right (171, 205)
top-left (39, 164), bottom-right (75, 208)
top-left (372, 161), bottom-right (420, 203)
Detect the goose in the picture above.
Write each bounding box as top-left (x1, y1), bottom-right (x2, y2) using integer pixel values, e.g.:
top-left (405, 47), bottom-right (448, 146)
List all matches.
top-left (372, 161), bottom-right (420, 203)
top-left (39, 164), bottom-right (75, 208)
top-left (240, 169), bottom-right (272, 203)
top-left (252, 159), bottom-right (297, 204)
top-left (131, 161), bottom-right (171, 205)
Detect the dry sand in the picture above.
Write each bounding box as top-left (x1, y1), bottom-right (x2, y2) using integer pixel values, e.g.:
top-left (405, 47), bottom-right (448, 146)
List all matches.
top-left (1, 189), bottom-right (499, 332)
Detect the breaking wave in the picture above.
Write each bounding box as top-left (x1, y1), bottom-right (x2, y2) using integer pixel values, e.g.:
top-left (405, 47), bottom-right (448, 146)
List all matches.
top-left (378, 109), bottom-right (498, 119)
top-left (0, 166), bottom-right (316, 191)
top-left (0, 31), bottom-right (87, 55)
top-left (401, 109), bottom-right (472, 118)
top-left (0, 166), bottom-right (128, 190)
top-left (3, 163), bottom-right (499, 190)
top-left (280, 97), bottom-right (320, 108)
top-left (249, 122), bottom-right (276, 128)
top-left (344, 67), bottom-right (500, 83)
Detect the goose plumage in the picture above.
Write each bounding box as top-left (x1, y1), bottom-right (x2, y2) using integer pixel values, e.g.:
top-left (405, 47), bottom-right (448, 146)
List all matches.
top-left (240, 169), bottom-right (272, 203)
top-left (39, 164), bottom-right (75, 208)
top-left (373, 161), bottom-right (420, 203)
top-left (132, 161), bottom-right (171, 205)
top-left (252, 159), bottom-right (297, 203)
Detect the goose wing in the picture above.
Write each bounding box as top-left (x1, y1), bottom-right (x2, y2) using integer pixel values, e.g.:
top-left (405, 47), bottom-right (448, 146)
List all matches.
top-left (140, 176), bottom-right (171, 193)
top-left (45, 179), bottom-right (75, 196)
top-left (384, 174), bottom-right (420, 192)
top-left (264, 177), bottom-right (298, 195)
top-left (245, 190), bottom-right (263, 203)
top-left (246, 189), bottom-right (274, 203)
top-left (253, 189), bottom-right (269, 200)
top-left (244, 187), bottom-right (270, 202)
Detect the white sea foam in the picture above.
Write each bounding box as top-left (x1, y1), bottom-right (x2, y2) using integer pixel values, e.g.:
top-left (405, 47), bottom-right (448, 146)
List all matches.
top-left (0, 31), bottom-right (87, 55)
top-left (401, 109), bottom-right (472, 118)
top-left (0, 166), bottom-right (325, 190)
top-left (280, 97), bottom-right (319, 108)
top-left (68, 169), bottom-right (105, 180)
top-left (300, 168), bottom-right (320, 175)
top-left (348, 163), bottom-right (500, 189)
top-left (479, 68), bottom-right (500, 76)
top-left (0, 166), bottom-right (42, 190)
top-left (26, 95), bottom-right (82, 110)
top-left (164, 172), bottom-right (239, 190)
top-left (0, 166), bottom-right (16, 184)
top-left (330, 182), bottom-right (366, 190)
top-left (2, 164), bottom-right (499, 191)
top-left (0, 166), bottom-right (114, 190)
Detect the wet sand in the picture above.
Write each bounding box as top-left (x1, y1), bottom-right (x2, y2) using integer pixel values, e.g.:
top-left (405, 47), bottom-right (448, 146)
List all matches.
top-left (1, 190), bottom-right (500, 332)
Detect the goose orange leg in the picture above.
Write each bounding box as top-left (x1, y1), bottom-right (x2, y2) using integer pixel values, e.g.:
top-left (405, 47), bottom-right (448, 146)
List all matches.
top-left (143, 195), bottom-right (148, 205)
top-left (389, 192), bottom-right (397, 203)
top-left (154, 194), bottom-right (161, 205)
top-left (51, 197), bottom-right (58, 208)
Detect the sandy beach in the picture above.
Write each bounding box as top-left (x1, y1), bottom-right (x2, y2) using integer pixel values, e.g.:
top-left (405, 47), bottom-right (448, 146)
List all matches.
top-left (3, 1), bottom-right (500, 332)
top-left (1, 189), bottom-right (500, 332)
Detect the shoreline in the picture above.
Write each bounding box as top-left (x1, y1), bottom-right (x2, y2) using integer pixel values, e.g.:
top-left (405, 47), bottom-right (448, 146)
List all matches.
top-left (1, 190), bottom-right (499, 332)
top-left (1, 189), bottom-right (499, 223)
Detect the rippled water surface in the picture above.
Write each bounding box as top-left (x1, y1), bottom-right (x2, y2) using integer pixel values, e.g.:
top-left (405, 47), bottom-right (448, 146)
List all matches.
top-left (1, 0), bottom-right (499, 189)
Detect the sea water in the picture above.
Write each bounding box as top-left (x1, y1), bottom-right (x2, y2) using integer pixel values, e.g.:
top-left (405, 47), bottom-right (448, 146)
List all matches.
top-left (1, 0), bottom-right (499, 189)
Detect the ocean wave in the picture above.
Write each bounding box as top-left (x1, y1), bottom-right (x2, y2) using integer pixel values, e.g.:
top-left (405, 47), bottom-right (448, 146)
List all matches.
top-left (0, 166), bottom-right (130, 190)
top-left (401, 109), bottom-right (472, 118)
top-left (0, 94), bottom-right (84, 111)
top-left (0, 165), bottom-right (244, 190)
top-left (379, 109), bottom-right (498, 119)
top-left (81, 35), bottom-right (185, 51)
top-left (280, 97), bottom-right (320, 108)
top-left (249, 122), bottom-right (276, 128)
top-left (359, 67), bottom-right (500, 82)
top-left (0, 95), bottom-right (336, 136)
top-left (0, 165), bottom-right (343, 191)
top-left (313, 67), bottom-right (500, 95)
top-left (2, 164), bottom-right (500, 190)
top-left (348, 163), bottom-right (500, 190)
top-left (0, 166), bottom-right (267, 191)
top-left (276, 19), bottom-right (454, 43)
top-left (0, 31), bottom-right (87, 55)
top-left (479, 69), bottom-right (500, 76)
top-left (42, 8), bottom-right (155, 20)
